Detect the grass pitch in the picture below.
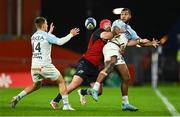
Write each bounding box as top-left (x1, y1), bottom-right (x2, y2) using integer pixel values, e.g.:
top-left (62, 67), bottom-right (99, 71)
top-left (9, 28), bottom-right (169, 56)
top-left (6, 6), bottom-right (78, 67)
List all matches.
top-left (0, 84), bottom-right (179, 116)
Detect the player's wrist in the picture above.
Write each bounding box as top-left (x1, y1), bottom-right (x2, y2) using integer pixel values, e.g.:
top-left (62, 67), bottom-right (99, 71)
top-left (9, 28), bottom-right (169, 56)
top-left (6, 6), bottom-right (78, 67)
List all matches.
top-left (68, 33), bottom-right (74, 37)
top-left (137, 39), bottom-right (143, 45)
top-left (137, 39), bottom-right (140, 44)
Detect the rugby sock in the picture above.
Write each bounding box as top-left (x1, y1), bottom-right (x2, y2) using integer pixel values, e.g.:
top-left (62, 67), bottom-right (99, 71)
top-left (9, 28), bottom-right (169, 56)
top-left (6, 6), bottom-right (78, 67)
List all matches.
top-left (122, 96), bottom-right (129, 104)
top-left (16, 90), bottom-right (27, 101)
top-left (62, 95), bottom-right (69, 105)
top-left (93, 82), bottom-right (100, 91)
top-left (86, 88), bottom-right (101, 95)
top-left (53, 93), bottom-right (62, 103)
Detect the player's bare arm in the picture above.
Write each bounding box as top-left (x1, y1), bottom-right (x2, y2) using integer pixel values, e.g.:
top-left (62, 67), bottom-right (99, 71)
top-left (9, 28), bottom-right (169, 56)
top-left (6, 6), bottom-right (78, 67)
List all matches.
top-left (100, 27), bottom-right (126, 41)
top-left (100, 31), bottom-right (114, 40)
top-left (140, 38), bottom-right (160, 48)
top-left (126, 38), bottom-right (159, 48)
top-left (70, 28), bottom-right (80, 36)
top-left (112, 26), bottom-right (126, 36)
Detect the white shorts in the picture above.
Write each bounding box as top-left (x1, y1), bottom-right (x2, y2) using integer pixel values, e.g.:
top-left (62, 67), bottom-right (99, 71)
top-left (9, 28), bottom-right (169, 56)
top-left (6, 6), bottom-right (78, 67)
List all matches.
top-left (103, 42), bottom-right (125, 65)
top-left (31, 64), bottom-right (61, 83)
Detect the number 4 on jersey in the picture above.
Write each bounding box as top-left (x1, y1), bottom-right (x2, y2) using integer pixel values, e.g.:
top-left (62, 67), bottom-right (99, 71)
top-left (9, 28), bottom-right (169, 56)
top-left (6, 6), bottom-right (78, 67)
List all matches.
top-left (32, 42), bottom-right (41, 52)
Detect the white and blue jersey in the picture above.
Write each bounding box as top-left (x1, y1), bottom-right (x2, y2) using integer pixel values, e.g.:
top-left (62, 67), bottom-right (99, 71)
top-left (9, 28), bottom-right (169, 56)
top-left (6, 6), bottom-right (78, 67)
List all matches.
top-left (111, 19), bottom-right (139, 40)
top-left (31, 30), bottom-right (73, 67)
top-left (103, 20), bottom-right (140, 65)
top-left (31, 30), bottom-right (60, 67)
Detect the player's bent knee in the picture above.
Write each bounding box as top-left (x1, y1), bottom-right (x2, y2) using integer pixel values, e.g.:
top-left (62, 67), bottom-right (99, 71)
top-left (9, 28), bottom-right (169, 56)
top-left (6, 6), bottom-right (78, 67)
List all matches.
top-left (122, 77), bottom-right (131, 82)
top-left (56, 75), bottom-right (65, 84)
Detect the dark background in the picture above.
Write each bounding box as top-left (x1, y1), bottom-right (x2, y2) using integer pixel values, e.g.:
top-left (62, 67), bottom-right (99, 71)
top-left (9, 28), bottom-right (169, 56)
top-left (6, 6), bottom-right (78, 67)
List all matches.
top-left (41, 0), bottom-right (180, 54)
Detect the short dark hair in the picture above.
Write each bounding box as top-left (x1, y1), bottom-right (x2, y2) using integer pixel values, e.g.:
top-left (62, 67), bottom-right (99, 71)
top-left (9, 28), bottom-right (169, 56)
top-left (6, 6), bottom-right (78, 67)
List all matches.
top-left (122, 8), bottom-right (131, 15)
top-left (34, 17), bottom-right (46, 28)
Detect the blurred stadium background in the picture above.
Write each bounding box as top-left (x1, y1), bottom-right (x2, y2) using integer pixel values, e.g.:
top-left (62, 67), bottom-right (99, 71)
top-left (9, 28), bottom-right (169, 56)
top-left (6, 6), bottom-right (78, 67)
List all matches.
top-left (0, 0), bottom-right (180, 116)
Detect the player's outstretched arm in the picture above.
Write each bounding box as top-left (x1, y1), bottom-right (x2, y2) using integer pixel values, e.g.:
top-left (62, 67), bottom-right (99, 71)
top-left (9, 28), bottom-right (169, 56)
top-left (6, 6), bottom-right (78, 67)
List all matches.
top-left (127, 40), bottom-right (138, 46)
top-left (138, 38), bottom-right (160, 48)
top-left (69, 28), bottom-right (80, 36)
top-left (57, 28), bottom-right (80, 45)
top-left (47, 28), bottom-right (80, 46)
top-left (127, 38), bottom-right (159, 48)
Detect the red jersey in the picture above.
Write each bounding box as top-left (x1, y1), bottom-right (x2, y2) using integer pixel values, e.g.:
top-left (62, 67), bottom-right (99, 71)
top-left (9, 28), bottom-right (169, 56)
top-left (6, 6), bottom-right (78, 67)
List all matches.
top-left (83, 28), bottom-right (106, 67)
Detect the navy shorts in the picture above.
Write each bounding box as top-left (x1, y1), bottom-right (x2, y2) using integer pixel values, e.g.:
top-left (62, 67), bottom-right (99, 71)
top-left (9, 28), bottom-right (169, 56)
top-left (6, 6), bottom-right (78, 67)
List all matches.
top-left (74, 58), bottom-right (99, 84)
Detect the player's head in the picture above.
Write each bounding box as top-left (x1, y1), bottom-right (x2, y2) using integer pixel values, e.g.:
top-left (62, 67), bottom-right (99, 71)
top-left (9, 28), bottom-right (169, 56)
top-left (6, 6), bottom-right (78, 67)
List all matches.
top-left (34, 17), bottom-right (48, 31)
top-left (120, 8), bottom-right (131, 23)
top-left (100, 19), bottom-right (111, 31)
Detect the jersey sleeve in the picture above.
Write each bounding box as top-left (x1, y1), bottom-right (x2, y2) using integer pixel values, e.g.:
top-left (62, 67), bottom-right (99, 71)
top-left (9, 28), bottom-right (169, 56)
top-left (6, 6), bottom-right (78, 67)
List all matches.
top-left (46, 33), bottom-right (59, 44)
top-left (46, 33), bottom-right (73, 45)
top-left (111, 20), bottom-right (118, 30)
top-left (127, 26), bottom-right (140, 40)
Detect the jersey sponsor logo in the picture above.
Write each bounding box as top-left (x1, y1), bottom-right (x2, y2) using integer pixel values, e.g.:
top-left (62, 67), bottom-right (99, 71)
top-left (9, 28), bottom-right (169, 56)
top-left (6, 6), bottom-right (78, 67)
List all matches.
top-left (32, 53), bottom-right (42, 59)
top-left (32, 35), bottom-right (45, 41)
top-left (77, 70), bottom-right (84, 74)
top-left (32, 42), bottom-right (42, 59)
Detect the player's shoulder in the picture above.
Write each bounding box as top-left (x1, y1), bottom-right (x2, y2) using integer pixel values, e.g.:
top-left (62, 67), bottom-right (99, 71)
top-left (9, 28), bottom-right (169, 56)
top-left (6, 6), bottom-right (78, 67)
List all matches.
top-left (95, 28), bottom-right (104, 31)
top-left (93, 28), bottom-right (105, 34)
top-left (31, 31), bottom-right (38, 39)
top-left (31, 30), bottom-right (48, 40)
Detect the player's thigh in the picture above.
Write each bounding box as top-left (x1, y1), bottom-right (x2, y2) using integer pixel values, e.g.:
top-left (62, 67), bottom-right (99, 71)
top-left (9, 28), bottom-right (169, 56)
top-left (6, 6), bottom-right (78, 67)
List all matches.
top-left (104, 56), bottom-right (117, 67)
top-left (67, 75), bottom-right (84, 93)
top-left (115, 53), bottom-right (126, 65)
top-left (116, 64), bottom-right (130, 80)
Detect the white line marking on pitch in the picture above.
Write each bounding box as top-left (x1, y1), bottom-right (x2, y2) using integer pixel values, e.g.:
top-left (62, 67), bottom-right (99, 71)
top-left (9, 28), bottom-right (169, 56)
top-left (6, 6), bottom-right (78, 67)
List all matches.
top-left (155, 89), bottom-right (180, 117)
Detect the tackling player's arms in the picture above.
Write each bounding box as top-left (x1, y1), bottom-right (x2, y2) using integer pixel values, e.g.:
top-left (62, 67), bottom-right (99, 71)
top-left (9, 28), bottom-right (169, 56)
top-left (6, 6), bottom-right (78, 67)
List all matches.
top-left (100, 26), bottom-right (127, 41)
top-left (111, 26), bottom-right (126, 36)
top-left (100, 31), bottom-right (114, 40)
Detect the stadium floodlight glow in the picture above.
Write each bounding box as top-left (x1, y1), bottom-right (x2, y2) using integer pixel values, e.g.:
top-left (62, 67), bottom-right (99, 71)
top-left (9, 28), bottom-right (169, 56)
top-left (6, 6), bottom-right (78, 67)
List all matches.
top-left (112, 8), bottom-right (124, 15)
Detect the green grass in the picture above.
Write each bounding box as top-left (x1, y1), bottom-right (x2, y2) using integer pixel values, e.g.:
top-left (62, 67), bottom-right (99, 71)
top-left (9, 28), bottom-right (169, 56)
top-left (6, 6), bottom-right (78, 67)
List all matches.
top-left (158, 83), bottom-right (180, 113)
top-left (0, 85), bottom-right (179, 116)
